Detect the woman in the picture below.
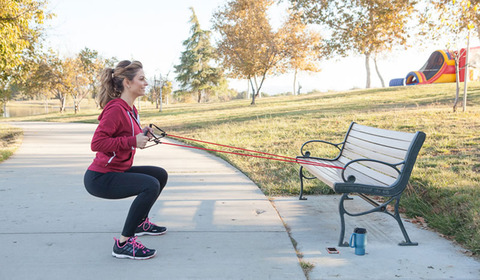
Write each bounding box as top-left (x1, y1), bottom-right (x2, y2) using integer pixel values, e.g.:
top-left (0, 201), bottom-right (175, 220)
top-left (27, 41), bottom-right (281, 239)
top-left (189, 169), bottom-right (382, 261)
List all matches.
top-left (84, 60), bottom-right (168, 260)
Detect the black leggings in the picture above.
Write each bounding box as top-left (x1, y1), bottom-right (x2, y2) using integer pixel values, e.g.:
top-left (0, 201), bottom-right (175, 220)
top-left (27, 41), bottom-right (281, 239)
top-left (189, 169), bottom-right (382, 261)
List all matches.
top-left (84, 166), bottom-right (168, 237)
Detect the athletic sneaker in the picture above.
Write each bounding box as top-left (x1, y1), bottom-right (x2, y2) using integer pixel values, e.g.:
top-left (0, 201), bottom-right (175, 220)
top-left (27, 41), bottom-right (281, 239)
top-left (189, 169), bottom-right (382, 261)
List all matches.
top-left (112, 237), bottom-right (156, 260)
top-left (135, 218), bottom-right (167, 236)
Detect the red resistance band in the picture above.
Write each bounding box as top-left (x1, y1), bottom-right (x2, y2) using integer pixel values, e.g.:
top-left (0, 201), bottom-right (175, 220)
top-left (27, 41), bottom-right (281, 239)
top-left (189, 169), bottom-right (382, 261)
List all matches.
top-left (159, 133), bottom-right (344, 170)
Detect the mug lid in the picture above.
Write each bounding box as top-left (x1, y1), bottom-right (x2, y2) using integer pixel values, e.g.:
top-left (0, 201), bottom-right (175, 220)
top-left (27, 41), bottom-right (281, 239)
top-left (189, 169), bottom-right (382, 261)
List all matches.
top-left (354, 227), bottom-right (367, 234)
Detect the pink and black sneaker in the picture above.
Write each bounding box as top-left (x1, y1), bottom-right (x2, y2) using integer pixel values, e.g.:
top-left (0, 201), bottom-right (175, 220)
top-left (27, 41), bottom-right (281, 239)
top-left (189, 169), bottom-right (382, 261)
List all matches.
top-left (135, 218), bottom-right (167, 236)
top-left (112, 237), bottom-right (156, 260)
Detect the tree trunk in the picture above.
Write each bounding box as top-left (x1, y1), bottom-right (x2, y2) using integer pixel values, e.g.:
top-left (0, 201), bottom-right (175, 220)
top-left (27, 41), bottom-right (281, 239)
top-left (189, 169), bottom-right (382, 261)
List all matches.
top-left (373, 56), bottom-right (385, 87)
top-left (365, 53), bottom-right (371, 88)
top-left (43, 95), bottom-right (49, 114)
top-left (293, 68), bottom-right (298, 95)
top-left (62, 97), bottom-right (66, 113)
top-left (453, 55), bottom-right (461, 112)
top-left (2, 100), bottom-right (6, 117)
top-left (72, 93), bottom-right (78, 114)
top-left (250, 78), bottom-right (256, 105)
top-left (57, 91), bottom-right (66, 112)
top-left (256, 73), bottom-right (267, 101)
top-left (74, 100), bottom-right (79, 114)
top-left (159, 86), bottom-right (163, 112)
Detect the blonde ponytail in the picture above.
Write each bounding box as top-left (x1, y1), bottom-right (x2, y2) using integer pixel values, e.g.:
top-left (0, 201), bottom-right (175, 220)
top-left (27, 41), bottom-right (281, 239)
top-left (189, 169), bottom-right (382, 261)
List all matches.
top-left (97, 60), bottom-right (143, 108)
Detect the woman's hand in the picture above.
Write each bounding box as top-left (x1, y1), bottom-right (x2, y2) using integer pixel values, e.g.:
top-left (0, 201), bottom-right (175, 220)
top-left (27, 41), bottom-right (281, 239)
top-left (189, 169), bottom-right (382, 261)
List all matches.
top-left (136, 133), bottom-right (149, 149)
top-left (142, 126), bottom-right (154, 139)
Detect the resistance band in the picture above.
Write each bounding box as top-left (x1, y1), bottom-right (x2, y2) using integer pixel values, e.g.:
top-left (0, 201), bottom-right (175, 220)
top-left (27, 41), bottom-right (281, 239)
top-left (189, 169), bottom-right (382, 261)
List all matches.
top-left (144, 124), bottom-right (344, 170)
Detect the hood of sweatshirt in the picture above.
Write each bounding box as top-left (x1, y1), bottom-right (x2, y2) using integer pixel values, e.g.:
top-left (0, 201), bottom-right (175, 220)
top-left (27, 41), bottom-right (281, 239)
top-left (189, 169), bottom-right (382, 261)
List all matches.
top-left (98, 98), bottom-right (134, 121)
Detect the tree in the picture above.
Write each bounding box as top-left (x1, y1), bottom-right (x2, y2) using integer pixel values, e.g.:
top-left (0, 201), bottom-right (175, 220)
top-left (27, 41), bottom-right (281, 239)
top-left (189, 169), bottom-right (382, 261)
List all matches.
top-left (279, 10), bottom-right (322, 95)
top-left (72, 48), bottom-right (102, 113)
top-left (213, 0), bottom-right (287, 104)
top-left (150, 74), bottom-right (172, 111)
top-left (17, 51), bottom-right (52, 113)
top-left (0, 0), bottom-right (52, 113)
top-left (25, 52), bottom-right (76, 112)
top-left (175, 7), bottom-right (222, 103)
top-left (54, 57), bottom-right (77, 112)
top-left (429, 0), bottom-right (480, 34)
top-left (428, 0), bottom-right (479, 112)
top-left (19, 49), bottom-right (111, 113)
top-left (161, 80), bottom-right (173, 105)
top-left (210, 76), bottom-right (238, 101)
top-left (71, 58), bottom-right (88, 114)
top-left (291, 0), bottom-right (417, 88)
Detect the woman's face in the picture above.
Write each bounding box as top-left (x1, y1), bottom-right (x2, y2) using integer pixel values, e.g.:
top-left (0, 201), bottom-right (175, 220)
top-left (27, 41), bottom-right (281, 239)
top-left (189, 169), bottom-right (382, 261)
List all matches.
top-left (127, 69), bottom-right (148, 97)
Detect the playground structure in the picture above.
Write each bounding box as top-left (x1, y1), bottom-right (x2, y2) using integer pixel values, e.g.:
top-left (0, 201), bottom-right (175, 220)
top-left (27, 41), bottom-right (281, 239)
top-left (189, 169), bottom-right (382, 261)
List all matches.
top-left (389, 47), bottom-right (480, 86)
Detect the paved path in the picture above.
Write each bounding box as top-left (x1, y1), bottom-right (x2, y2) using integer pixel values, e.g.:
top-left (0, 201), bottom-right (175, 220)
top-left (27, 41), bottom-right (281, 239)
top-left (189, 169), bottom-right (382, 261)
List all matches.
top-left (0, 122), bottom-right (303, 280)
top-left (1, 122), bottom-right (480, 280)
top-left (274, 196), bottom-right (480, 279)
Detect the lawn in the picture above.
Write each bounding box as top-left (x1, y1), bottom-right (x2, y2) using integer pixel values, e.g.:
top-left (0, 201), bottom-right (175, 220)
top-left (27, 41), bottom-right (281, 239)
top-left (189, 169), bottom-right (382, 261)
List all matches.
top-left (3, 82), bottom-right (480, 254)
top-left (0, 124), bottom-right (23, 163)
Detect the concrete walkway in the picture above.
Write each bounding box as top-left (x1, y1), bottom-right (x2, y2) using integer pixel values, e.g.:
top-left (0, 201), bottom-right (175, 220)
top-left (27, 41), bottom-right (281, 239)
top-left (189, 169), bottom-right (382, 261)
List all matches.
top-left (1, 122), bottom-right (480, 279)
top-left (274, 196), bottom-right (480, 279)
top-left (0, 122), bottom-right (303, 280)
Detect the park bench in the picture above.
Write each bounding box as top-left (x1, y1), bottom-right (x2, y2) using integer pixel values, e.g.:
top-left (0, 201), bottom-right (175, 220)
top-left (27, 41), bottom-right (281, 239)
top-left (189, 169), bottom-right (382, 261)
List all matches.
top-left (297, 122), bottom-right (426, 247)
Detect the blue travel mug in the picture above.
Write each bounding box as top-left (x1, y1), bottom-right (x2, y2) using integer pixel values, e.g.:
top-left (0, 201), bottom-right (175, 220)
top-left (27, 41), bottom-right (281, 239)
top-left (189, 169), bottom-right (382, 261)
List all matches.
top-left (349, 227), bottom-right (367, 255)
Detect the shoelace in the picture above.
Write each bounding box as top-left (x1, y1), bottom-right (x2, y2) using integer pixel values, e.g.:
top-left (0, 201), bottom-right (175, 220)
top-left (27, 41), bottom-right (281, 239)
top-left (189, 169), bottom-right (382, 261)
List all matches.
top-left (127, 237), bottom-right (150, 255)
top-left (140, 218), bottom-right (154, 231)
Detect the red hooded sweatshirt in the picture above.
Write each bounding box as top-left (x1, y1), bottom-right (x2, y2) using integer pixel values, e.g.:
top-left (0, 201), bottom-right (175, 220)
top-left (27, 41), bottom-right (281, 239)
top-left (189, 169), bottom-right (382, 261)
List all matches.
top-left (88, 98), bottom-right (143, 173)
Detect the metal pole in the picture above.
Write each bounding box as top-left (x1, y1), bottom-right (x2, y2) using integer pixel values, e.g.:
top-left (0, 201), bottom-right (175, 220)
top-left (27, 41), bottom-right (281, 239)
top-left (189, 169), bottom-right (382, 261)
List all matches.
top-left (463, 29), bottom-right (470, 112)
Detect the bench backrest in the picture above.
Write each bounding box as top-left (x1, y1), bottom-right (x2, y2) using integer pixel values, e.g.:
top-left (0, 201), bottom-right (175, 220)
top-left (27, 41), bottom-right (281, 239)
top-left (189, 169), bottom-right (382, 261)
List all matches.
top-left (339, 122), bottom-right (426, 193)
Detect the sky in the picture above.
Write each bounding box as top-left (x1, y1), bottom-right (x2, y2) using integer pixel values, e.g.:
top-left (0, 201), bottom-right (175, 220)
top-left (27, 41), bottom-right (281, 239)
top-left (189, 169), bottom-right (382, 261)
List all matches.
top-left (44, 0), bottom-right (480, 94)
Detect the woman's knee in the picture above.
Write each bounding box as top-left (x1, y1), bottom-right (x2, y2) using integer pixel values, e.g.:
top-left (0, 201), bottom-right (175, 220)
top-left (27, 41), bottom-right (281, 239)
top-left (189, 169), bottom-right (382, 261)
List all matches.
top-left (127, 166), bottom-right (168, 189)
top-left (157, 167), bottom-right (168, 189)
top-left (148, 166), bottom-right (168, 191)
top-left (144, 177), bottom-right (161, 197)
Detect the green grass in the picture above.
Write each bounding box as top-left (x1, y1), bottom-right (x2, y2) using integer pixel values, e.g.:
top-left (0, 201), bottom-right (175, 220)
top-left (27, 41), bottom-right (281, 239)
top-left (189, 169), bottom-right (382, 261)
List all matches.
top-left (0, 124), bottom-right (23, 163)
top-left (3, 82), bottom-right (480, 254)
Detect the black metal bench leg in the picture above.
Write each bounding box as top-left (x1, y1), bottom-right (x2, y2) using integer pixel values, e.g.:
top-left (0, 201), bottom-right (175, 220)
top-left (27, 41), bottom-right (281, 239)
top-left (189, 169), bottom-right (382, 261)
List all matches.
top-left (338, 194), bottom-right (349, 247)
top-left (394, 197), bottom-right (418, 246)
top-left (298, 166), bottom-right (307, 200)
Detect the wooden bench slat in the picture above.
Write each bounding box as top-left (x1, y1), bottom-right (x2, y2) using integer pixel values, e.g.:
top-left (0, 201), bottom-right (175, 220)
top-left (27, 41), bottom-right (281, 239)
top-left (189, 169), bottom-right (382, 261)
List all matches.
top-left (300, 158), bottom-right (394, 187)
top-left (341, 160), bottom-right (398, 186)
top-left (302, 164), bottom-right (339, 187)
top-left (342, 149), bottom-right (403, 178)
top-left (337, 155), bottom-right (398, 185)
top-left (352, 124), bottom-right (415, 142)
top-left (305, 159), bottom-right (342, 175)
top-left (345, 136), bottom-right (408, 159)
top-left (348, 130), bottom-right (412, 150)
top-left (342, 167), bottom-right (391, 186)
top-left (343, 143), bottom-right (405, 163)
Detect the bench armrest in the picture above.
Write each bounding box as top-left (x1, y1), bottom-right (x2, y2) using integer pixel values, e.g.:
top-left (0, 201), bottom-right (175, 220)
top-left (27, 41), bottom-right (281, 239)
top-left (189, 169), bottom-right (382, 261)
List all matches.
top-left (341, 158), bottom-right (403, 183)
top-left (299, 139), bottom-right (344, 160)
